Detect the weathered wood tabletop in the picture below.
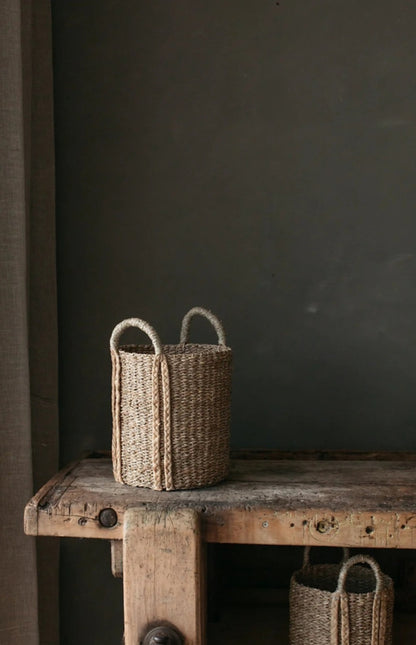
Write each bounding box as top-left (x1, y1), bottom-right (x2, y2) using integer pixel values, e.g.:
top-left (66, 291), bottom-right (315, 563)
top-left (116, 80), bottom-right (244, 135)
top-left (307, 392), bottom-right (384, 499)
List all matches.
top-left (25, 450), bottom-right (416, 549)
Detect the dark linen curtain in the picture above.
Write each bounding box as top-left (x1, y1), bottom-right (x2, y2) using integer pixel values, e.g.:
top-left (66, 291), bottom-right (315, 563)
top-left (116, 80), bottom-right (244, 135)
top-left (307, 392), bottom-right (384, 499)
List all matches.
top-left (0, 2), bottom-right (58, 644)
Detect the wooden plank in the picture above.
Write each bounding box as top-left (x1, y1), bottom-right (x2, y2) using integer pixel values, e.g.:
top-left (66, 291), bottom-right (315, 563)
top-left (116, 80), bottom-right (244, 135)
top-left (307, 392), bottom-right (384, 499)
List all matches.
top-left (23, 455), bottom-right (85, 536)
top-left (203, 508), bottom-right (416, 548)
top-left (31, 507), bottom-right (416, 548)
top-left (123, 507), bottom-right (205, 645)
top-left (26, 457), bottom-right (416, 511)
top-left (24, 455), bottom-right (416, 548)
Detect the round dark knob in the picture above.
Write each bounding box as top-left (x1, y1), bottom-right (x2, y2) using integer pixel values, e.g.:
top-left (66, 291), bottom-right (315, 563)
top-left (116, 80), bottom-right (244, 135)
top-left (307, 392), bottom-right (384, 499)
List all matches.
top-left (142, 626), bottom-right (183, 645)
top-left (98, 507), bottom-right (118, 528)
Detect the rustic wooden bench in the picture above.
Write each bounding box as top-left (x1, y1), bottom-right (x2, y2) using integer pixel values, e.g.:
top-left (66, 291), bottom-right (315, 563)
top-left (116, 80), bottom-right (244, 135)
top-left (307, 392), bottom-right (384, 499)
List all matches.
top-left (24, 450), bottom-right (416, 645)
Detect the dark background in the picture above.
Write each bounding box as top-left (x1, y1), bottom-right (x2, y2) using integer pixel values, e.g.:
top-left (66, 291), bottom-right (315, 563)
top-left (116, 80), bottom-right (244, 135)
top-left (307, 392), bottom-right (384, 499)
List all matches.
top-left (52, 1), bottom-right (416, 642)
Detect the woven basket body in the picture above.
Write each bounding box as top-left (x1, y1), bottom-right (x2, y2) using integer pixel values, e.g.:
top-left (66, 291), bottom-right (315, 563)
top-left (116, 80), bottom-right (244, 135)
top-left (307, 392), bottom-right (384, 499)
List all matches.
top-left (290, 554), bottom-right (394, 645)
top-left (111, 308), bottom-right (232, 490)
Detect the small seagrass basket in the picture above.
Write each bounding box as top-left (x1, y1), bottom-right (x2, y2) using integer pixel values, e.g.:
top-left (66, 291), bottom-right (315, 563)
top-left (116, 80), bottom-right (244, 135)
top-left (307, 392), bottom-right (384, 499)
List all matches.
top-left (110, 307), bottom-right (232, 491)
top-left (290, 548), bottom-right (394, 645)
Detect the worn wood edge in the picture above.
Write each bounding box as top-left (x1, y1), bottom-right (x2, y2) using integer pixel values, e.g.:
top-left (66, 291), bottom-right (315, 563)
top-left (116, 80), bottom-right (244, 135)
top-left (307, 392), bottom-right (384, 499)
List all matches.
top-left (23, 452), bottom-right (96, 536)
top-left (31, 505), bottom-right (416, 549)
top-left (204, 507), bottom-right (416, 548)
top-left (26, 449), bottom-right (416, 545)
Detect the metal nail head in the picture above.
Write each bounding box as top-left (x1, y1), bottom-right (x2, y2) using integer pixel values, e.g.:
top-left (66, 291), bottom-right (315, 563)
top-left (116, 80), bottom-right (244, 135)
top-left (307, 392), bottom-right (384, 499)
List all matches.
top-left (98, 507), bottom-right (118, 528)
top-left (142, 626), bottom-right (183, 645)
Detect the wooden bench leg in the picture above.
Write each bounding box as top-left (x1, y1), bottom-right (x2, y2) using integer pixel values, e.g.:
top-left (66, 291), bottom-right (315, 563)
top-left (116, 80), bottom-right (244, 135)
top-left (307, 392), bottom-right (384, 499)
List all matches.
top-left (111, 540), bottom-right (123, 578)
top-left (123, 507), bottom-right (206, 645)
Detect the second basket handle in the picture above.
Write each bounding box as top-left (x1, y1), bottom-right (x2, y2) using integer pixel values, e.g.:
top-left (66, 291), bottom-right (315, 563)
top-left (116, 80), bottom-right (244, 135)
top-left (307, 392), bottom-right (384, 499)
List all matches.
top-left (180, 307), bottom-right (227, 346)
top-left (336, 555), bottom-right (383, 594)
top-left (110, 318), bottom-right (163, 355)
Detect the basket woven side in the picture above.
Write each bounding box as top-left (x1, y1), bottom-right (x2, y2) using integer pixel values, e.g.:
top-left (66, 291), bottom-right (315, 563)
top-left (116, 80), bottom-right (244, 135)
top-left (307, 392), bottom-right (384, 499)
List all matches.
top-left (290, 564), bottom-right (394, 645)
top-left (337, 587), bottom-right (393, 644)
top-left (112, 343), bottom-right (232, 490)
top-left (290, 564), bottom-right (342, 645)
top-left (168, 349), bottom-right (232, 489)
top-left (116, 351), bottom-right (156, 488)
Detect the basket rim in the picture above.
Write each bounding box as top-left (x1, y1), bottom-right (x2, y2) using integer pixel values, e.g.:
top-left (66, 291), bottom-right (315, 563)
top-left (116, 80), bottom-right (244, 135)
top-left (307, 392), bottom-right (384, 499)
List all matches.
top-left (291, 565), bottom-right (393, 596)
top-left (118, 342), bottom-right (232, 356)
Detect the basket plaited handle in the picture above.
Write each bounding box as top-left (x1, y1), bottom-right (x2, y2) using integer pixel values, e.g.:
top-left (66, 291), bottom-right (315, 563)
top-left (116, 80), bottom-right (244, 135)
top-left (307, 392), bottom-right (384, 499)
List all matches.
top-left (336, 555), bottom-right (383, 594)
top-left (180, 307), bottom-right (226, 345)
top-left (303, 546), bottom-right (350, 568)
top-left (331, 555), bottom-right (386, 645)
top-left (110, 318), bottom-right (173, 491)
top-left (110, 317), bottom-right (163, 354)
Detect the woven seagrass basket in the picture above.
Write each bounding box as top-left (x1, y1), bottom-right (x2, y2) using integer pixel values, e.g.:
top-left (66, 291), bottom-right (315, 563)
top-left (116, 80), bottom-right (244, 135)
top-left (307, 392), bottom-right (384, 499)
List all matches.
top-left (290, 548), bottom-right (394, 645)
top-left (110, 307), bottom-right (232, 491)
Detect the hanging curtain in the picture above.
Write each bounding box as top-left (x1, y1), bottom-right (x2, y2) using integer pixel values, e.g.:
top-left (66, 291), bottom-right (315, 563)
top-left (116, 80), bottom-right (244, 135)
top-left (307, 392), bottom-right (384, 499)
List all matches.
top-left (0, 2), bottom-right (58, 644)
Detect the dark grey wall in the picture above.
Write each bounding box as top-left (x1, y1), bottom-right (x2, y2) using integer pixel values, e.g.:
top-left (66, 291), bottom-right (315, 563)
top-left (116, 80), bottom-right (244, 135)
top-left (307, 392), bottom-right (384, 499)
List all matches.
top-left (52, 1), bottom-right (416, 642)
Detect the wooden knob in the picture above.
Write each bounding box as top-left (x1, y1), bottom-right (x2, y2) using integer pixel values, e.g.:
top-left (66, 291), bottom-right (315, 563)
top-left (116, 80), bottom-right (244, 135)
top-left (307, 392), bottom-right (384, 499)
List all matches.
top-left (142, 626), bottom-right (183, 645)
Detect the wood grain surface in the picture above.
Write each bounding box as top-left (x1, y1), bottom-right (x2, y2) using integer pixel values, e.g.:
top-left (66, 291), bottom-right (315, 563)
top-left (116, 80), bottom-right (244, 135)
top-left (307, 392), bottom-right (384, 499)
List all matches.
top-left (24, 452), bottom-right (416, 548)
top-left (123, 507), bottom-right (205, 645)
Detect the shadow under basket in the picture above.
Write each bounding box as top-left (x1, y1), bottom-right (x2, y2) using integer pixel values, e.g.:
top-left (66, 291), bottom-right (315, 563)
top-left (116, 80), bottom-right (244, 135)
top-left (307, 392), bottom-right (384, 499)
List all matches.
top-left (110, 307), bottom-right (232, 491)
top-left (290, 550), bottom-right (394, 645)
